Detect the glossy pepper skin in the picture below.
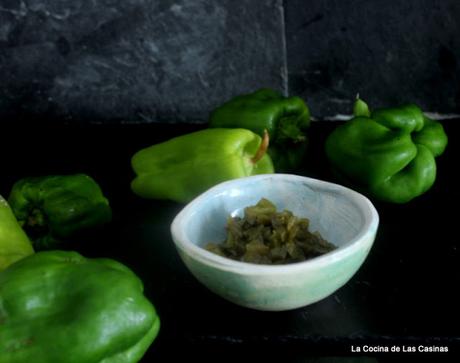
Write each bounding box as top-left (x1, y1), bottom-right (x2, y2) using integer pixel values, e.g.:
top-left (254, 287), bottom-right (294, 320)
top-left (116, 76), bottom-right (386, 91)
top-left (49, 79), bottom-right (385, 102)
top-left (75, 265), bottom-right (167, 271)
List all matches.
top-left (209, 88), bottom-right (311, 172)
top-left (0, 250), bottom-right (160, 363)
top-left (131, 128), bottom-right (274, 203)
top-left (0, 195), bottom-right (34, 271)
top-left (8, 174), bottom-right (112, 250)
top-left (325, 99), bottom-right (448, 203)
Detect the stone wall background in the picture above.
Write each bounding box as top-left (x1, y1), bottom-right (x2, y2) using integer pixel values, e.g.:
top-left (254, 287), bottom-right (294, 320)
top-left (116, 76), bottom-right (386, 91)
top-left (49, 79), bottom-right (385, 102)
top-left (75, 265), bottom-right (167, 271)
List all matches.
top-left (1, 0), bottom-right (459, 123)
top-left (286, 0), bottom-right (460, 119)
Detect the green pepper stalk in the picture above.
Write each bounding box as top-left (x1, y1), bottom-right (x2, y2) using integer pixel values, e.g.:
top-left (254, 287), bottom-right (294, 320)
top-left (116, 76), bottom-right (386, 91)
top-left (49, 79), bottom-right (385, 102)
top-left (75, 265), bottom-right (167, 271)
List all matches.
top-left (0, 195), bottom-right (34, 271)
top-left (208, 88), bottom-right (311, 172)
top-left (131, 128), bottom-right (274, 203)
top-left (353, 94), bottom-right (371, 117)
top-left (0, 250), bottom-right (160, 363)
top-left (251, 129), bottom-right (270, 163)
top-left (8, 174), bottom-right (112, 250)
top-left (325, 98), bottom-right (448, 203)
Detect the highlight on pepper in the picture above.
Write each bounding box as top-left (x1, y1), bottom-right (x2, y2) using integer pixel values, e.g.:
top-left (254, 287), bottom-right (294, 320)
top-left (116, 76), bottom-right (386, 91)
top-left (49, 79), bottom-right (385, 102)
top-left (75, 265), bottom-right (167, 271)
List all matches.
top-left (0, 194), bottom-right (34, 271)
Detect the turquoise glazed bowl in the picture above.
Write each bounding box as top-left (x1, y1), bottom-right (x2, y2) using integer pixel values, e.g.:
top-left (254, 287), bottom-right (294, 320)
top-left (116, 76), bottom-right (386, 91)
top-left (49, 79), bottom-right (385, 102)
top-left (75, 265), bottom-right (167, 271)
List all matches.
top-left (170, 174), bottom-right (379, 311)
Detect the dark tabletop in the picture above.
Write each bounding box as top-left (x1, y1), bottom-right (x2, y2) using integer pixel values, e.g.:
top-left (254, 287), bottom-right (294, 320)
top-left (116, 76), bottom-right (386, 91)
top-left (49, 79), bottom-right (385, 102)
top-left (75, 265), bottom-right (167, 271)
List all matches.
top-left (1, 120), bottom-right (459, 362)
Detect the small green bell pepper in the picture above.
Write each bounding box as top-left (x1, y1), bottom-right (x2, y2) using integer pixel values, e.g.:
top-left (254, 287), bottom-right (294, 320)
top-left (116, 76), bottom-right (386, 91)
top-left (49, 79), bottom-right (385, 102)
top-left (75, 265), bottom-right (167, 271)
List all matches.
top-left (0, 195), bottom-right (34, 271)
top-left (325, 99), bottom-right (448, 203)
top-left (0, 250), bottom-right (159, 363)
top-left (8, 174), bottom-right (112, 250)
top-left (208, 88), bottom-right (311, 171)
top-left (131, 128), bottom-right (274, 203)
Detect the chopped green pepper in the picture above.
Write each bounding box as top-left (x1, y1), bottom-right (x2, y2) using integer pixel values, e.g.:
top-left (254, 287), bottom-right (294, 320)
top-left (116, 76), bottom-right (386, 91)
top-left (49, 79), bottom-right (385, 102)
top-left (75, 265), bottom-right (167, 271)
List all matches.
top-left (325, 98), bottom-right (448, 203)
top-left (209, 88), bottom-right (311, 171)
top-left (8, 174), bottom-right (112, 250)
top-left (131, 128), bottom-right (274, 203)
top-left (206, 198), bottom-right (336, 264)
top-left (0, 195), bottom-right (34, 271)
top-left (0, 250), bottom-right (159, 363)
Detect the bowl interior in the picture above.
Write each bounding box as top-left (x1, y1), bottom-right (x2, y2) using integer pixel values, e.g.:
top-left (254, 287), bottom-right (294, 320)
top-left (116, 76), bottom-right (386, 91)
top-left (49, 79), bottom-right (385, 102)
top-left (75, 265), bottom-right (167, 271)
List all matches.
top-left (181, 175), bottom-right (368, 253)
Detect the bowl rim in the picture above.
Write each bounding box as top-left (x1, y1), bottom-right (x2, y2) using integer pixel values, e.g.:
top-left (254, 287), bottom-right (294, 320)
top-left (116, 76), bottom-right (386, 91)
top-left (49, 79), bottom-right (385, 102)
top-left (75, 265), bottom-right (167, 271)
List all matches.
top-left (170, 173), bottom-right (379, 275)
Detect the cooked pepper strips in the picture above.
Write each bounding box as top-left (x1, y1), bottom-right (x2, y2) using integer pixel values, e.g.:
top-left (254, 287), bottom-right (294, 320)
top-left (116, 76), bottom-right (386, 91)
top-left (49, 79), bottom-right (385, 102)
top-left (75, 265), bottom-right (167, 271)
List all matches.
top-left (0, 250), bottom-right (159, 363)
top-left (325, 99), bottom-right (448, 203)
top-left (8, 174), bottom-right (112, 250)
top-left (206, 198), bottom-right (336, 264)
top-left (131, 128), bottom-right (274, 203)
top-left (209, 88), bottom-right (311, 171)
top-left (0, 195), bottom-right (34, 271)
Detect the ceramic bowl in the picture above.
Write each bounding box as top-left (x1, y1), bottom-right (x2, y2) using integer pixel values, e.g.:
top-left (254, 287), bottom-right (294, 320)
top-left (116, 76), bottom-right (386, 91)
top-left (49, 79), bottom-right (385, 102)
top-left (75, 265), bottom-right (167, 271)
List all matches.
top-left (170, 174), bottom-right (379, 311)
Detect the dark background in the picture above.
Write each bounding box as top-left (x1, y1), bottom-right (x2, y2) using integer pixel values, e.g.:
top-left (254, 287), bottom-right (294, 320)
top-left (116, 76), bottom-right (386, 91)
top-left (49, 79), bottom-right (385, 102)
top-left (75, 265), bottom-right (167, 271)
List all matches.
top-left (1, 0), bottom-right (459, 123)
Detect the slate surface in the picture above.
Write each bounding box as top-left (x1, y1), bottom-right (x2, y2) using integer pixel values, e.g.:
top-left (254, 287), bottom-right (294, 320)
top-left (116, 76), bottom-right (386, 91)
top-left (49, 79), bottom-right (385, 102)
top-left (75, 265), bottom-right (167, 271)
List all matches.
top-left (1, 0), bottom-right (460, 123)
top-left (285, 0), bottom-right (460, 118)
top-left (0, 0), bottom-right (286, 123)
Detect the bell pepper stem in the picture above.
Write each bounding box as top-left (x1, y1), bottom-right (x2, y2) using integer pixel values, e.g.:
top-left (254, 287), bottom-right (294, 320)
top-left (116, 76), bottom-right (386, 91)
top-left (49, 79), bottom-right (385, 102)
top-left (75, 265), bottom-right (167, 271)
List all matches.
top-left (251, 129), bottom-right (270, 164)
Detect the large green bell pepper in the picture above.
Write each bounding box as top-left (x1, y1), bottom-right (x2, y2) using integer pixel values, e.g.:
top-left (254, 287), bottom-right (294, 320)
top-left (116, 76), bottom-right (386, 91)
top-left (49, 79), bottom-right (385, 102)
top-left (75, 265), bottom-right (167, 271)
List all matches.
top-left (131, 128), bottom-right (274, 203)
top-left (8, 174), bottom-right (112, 250)
top-left (325, 99), bottom-right (448, 203)
top-left (0, 195), bottom-right (34, 271)
top-left (0, 250), bottom-right (160, 363)
top-left (208, 88), bottom-right (311, 171)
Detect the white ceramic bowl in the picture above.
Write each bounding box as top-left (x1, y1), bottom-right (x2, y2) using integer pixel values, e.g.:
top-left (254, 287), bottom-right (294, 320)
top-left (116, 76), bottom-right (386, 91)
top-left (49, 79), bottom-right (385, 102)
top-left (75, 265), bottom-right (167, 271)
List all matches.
top-left (170, 174), bottom-right (379, 311)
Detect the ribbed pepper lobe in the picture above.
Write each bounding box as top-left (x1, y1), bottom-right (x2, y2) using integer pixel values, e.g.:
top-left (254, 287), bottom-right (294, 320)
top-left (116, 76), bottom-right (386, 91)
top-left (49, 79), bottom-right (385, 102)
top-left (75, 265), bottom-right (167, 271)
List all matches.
top-left (0, 251), bottom-right (159, 363)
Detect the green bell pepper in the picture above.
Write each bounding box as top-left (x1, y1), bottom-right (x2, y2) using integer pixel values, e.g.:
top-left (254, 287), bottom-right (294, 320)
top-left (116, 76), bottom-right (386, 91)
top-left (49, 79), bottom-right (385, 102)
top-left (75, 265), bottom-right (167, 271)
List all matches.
top-left (0, 250), bottom-right (159, 363)
top-left (325, 98), bottom-right (448, 203)
top-left (8, 174), bottom-right (112, 250)
top-left (131, 128), bottom-right (274, 203)
top-left (0, 195), bottom-right (34, 271)
top-left (208, 88), bottom-right (311, 172)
